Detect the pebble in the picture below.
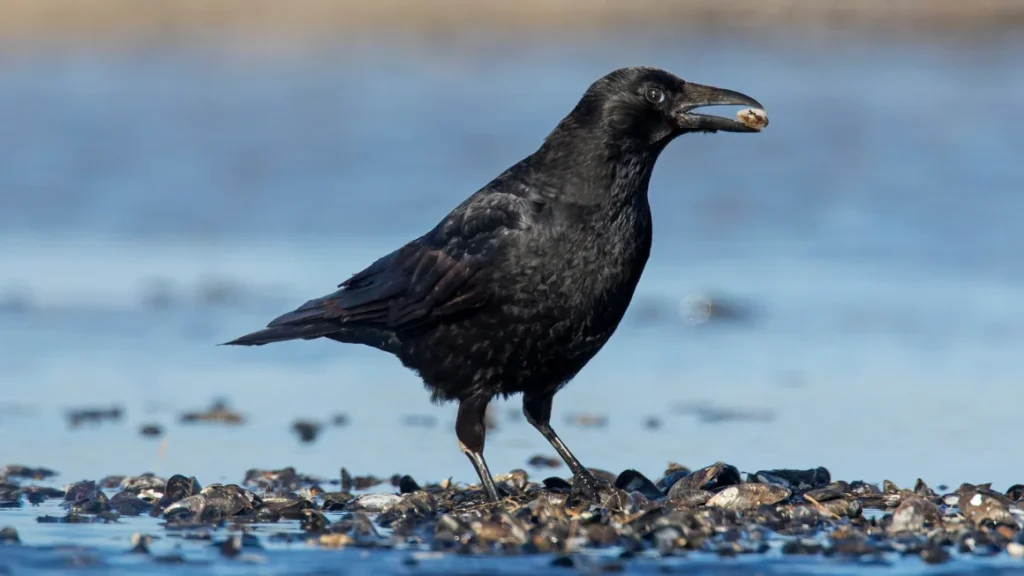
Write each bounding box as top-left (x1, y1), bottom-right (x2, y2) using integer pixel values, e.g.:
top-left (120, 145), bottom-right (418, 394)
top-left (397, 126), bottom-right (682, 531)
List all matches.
top-left (180, 399), bottom-right (244, 425)
top-left (527, 455), bottom-right (562, 469)
top-left (0, 526), bottom-right (19, 544)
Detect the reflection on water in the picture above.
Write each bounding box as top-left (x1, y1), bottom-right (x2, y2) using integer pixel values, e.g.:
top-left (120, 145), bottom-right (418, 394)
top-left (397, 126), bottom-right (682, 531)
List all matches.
top-left (1, 34), bottom-right (1024, 500)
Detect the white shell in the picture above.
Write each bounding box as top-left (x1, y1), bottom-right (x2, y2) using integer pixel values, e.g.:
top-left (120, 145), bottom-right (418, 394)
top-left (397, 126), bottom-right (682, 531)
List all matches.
top-left (736, 108), bottom-right (769, 130)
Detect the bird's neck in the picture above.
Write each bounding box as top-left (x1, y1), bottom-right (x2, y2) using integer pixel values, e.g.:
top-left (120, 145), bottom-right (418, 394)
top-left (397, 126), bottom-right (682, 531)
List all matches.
top-left (527, 132), bottom-right (662, 207)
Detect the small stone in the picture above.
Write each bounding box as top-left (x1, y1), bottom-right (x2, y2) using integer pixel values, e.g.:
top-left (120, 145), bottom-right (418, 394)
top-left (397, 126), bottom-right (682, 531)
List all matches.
top-left (643, 416), bottom-right (662, 430)
top-left (66, 405), bottom-right (123, 428)
top-left (139, 424), bottom-right (163, 438)
top-left (668, 461), bottom-right (741, 494)
top-left (1, 465), bottom-right (57, 480)
top-left (527, 455), bottom-right (561, 469)
top-left (614, 469), bottom-right (664, 500)
top-left (551, 556), bottom-right (574, 568)
top-left (180, 399), bottom-right (244, 425)
top-left (398, 475), bottom-right (421, 494)
top-left (291, 420), bottom-right (322, 443)
top-left (921, 545), bottom-right (951, 564)
top-left (129, 533), bottom-right (151, 554)
top-left (0, 526), bottom-right (19, 544)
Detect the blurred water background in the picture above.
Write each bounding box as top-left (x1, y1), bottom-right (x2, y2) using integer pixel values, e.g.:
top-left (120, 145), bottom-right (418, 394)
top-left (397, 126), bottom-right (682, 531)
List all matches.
top-left (2, 1), bottom-right (1024, 572)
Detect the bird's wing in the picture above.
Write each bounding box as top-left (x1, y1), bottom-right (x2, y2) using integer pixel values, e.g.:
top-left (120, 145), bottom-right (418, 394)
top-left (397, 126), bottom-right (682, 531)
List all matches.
top-left (268, 191), bottom-right (533, 333)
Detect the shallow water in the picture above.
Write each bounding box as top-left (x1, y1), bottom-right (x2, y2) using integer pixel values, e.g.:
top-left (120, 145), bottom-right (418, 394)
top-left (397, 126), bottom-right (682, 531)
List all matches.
top-left (2, 32), bottom-right (1024, 573)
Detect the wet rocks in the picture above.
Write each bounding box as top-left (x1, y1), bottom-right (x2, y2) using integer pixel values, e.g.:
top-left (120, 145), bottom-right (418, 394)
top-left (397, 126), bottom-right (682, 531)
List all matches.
top-left (180, 399), bottom-right (244, 425)
top-left (67, 405), bottom-right (123, 428)
top-left (668, 462), bottom-right (742, 494)
top-left (752, 467), bottom-right (831, 492)
top-left (707, 483), bottom-right (791, 511)
top-left (959, 490), bottom-right (1016, 527)
top-left (0, 483), bottom-right (21, 508)
top-left (889, 496), bottom-right (942, 533)
top-left (291, 419), bottom-right (322, 443)
top-left (120, 473), bottom-right (166, 495)
top-left (527, 455), bottom-right (561, 469)
top-left (63, 481), bottom-right (110, 514)
top-left (129, 532), bottom-right (152, 554)
top-left (397, 475), bottom-right (421, 494)
top-left (243, 467), bottom-right (322, 492)
top-left (614, 469), bottom-right (664, 501)
top-left (0, 526), bottom-right (19, 544)
top-left (321, 492), bottom-right (355, 511)
top-left (161, 475), bottom-right (201, 505)
top-left (1, 465), bottom-right (57, 481)
top-left (349, 493), bottom-right (403, 513)
top-left (341, 468), bottom-right (387, 492)
top-left (11, 460), bottom-right (1024, 566)
top-left (109, 491), bottom-right (152, 515)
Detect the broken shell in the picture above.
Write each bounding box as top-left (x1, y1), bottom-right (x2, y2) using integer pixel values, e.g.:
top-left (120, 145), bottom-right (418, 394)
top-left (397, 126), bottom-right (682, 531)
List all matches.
top-left (889, 496), bottom-right (941, 533)
top-left (668, 462), bottom-right (741, 495)
top-left (109, 492), bottom-right (152, 516)
top-left (614, 470), bottom-right (664, 500)
top-left (959, 491), bottom-right (1016, 527)
top-left (348, 493), bottom-right (402, 513)
top-left (736, 108), bottom-right (768, 130)
top-left (707, 484), bottom-right (791, 511)
top-left (753, 467), bottom-right (830, 492)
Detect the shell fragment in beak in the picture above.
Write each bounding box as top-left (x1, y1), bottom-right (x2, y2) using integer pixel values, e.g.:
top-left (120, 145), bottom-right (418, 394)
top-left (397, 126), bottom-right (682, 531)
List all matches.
top-left (736, 108), bottom-right (769, 131)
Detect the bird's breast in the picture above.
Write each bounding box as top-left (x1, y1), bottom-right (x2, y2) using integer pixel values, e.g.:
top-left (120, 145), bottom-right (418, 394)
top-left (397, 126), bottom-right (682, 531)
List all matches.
top-left (501, 200), bottom-right (652, 338)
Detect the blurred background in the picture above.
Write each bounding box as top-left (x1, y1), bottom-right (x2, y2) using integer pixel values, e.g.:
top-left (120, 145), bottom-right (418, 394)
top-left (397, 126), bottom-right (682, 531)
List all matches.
top-left (1, 0), bottom-right (1023, 491)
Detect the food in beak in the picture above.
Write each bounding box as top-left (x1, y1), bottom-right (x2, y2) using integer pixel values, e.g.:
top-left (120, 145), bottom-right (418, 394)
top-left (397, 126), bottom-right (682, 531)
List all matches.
top-left (736, 108), bottom-right (769, 131)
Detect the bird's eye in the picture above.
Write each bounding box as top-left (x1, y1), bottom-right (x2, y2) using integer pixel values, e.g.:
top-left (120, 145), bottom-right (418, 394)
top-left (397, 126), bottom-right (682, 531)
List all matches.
top-left (645, 87), bottom-right (665, 104)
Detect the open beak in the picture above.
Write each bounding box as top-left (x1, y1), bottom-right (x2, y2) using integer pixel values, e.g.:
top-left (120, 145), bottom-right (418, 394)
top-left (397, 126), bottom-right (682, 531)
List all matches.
top-left (674, 82), bottom-right (766, 133)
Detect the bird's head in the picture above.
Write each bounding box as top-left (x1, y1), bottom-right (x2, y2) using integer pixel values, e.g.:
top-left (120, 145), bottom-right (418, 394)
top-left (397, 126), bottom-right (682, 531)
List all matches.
top-left (565, 66), bottom-right (766, 149)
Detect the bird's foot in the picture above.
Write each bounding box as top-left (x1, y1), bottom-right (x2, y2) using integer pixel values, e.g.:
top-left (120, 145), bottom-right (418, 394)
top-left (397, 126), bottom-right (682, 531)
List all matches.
top-left (569, 473), bottom-right (613, 505)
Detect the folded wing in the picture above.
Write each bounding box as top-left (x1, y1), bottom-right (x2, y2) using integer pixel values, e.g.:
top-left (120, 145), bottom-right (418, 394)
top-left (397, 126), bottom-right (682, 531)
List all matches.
top-left (223, 190), bottom-right (534, 349)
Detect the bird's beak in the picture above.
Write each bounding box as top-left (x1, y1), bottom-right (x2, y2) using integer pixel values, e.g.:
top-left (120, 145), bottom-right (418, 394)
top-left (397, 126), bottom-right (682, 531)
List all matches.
top-left (674, 82), bottom-right (766, 133)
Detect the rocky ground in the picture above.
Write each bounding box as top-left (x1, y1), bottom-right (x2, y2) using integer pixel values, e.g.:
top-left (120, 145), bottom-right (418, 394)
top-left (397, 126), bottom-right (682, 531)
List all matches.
top-left (3, 460), bottom-right (1024, 570)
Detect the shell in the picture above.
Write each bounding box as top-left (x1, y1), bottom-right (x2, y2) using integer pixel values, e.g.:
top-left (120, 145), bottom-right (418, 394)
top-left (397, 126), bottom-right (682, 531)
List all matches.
top-left (736, 108), bottom-right (769, 130)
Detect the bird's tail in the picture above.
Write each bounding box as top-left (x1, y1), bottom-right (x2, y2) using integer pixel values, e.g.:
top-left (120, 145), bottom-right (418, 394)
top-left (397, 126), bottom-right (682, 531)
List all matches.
top-left (221, 322), bottom-right (340, 346)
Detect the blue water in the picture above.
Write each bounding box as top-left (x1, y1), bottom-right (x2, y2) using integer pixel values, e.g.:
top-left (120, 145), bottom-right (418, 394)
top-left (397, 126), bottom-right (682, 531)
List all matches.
top-left (2, 32), bottom-right (1024, 573)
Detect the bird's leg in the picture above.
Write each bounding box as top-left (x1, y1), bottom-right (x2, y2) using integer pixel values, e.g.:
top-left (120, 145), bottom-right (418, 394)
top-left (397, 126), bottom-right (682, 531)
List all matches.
top-left (456, 395), bottom-right (501, 502)
top-left (523, 394), bottom-right (611, 502)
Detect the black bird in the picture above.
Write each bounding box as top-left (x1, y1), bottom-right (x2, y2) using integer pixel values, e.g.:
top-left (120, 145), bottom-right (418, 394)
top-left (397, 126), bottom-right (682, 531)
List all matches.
top-left (226, 66), bottom-right (764, 502)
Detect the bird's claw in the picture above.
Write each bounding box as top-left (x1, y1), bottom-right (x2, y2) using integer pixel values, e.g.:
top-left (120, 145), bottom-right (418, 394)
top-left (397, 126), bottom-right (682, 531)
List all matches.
top-left (569, 473), bottom-right (613, 504)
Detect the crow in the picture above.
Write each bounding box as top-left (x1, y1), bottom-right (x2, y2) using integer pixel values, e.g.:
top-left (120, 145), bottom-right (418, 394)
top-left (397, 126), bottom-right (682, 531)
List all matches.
top-left (226, 66), bottom-right (764, 502)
